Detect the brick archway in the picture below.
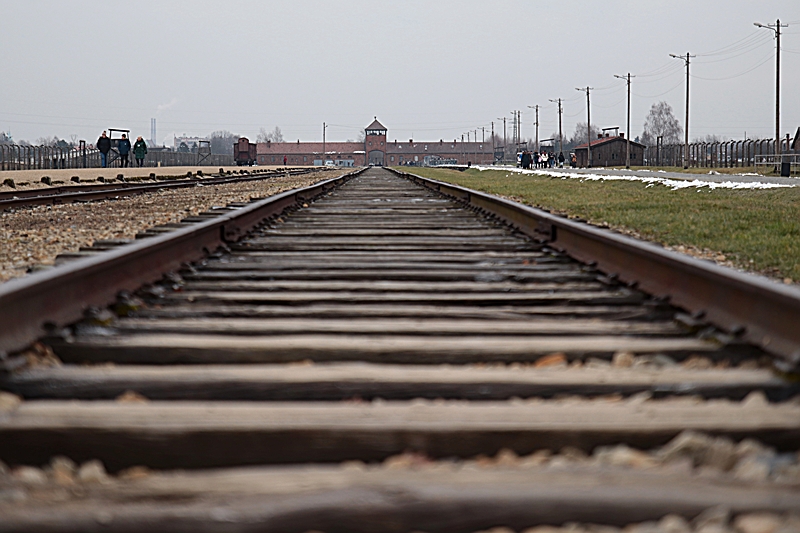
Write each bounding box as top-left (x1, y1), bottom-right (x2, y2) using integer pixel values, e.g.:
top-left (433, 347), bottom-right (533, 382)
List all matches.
top-left (368, 150), bottom-right (385, 166)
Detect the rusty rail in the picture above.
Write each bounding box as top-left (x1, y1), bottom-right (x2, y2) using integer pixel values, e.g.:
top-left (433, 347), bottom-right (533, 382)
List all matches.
top-left (391, 168), bottom-right (800, 371)
top-left (0, 168), bottom-right (326, 210)
top-left (0, 169), bottom-right (362, 354)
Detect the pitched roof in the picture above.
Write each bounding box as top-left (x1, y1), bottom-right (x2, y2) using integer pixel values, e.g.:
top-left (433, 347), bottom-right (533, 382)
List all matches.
top-left (257, 142), bottom-right (363, 155)
top-left (365, 118), bottom-right (387, 131)
top-left (574, 136), bottom-right (645, 150)
top-left (387, 140), bottom-right (488, 155)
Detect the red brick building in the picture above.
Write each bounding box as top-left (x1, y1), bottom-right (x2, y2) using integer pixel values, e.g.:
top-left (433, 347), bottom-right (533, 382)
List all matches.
top-left (256, 118), bottom-right (493, 167)
top-left (574, 134), bottom-right (645, 168)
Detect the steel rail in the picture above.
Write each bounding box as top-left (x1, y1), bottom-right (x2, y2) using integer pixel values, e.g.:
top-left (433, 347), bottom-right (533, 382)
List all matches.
top-left (0, 169), bottom-right (363, 354)
top-left (0, 170), bottom-right (283, 200)
top-left (0, 168), bottom-right (324, 210)
top-left (390, 168), bottom-right (800, 371)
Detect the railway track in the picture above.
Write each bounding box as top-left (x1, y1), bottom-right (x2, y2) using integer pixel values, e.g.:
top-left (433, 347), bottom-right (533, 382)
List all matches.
top-left (0, 167), bottom-right (798, 531)
top-left (0, 167), bottom-right (320, 210)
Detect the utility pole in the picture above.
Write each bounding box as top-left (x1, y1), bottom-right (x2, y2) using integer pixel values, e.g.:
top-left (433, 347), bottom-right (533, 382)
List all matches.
top-left (511, 112), bottom-right (517, 156)
top-left (322, 122), bottom-right (327, 165)
top-left (491, 121), bottom-right (495, 162)
top-left (497, 117), bottom-right (507, 162)
top-left (575, 87), bottom-right (593, 167)
top-left (755, 19), bottom-right (788, 161)
top-left (670, 53), bottom-right (694, 169)
top-left (614, 74), bottom-right (634, 168)
top-left (527, 105), bottom-right (540, 151)
top-left (549, 99), bottom-right (563, 154)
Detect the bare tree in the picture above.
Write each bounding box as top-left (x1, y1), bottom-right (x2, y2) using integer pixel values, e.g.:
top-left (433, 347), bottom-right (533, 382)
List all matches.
top-left (565, 122), bottom-right (602, 151)
top-left (35, 136), bottom-right (58, 147)
top-left (640, 101), bottom-right (683, 146)
top-left (257, 126), bottom-right (284, 143)
top-left (692, 134), bottom-right (725, 143)
top-left (208, 130), bottom-right (239, 155)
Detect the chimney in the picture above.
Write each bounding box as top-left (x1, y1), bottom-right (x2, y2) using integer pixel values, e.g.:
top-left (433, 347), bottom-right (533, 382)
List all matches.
top-left (409, 139), bottom-right (413, 144)
top-left (620, 133), bottom-right (625, 139)
top-left (598, 133), bottom-right (603, 139)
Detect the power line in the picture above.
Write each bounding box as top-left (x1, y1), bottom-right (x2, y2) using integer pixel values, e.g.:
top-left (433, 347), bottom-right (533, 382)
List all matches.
top-left (694, 35), bottom-right (772, 64)
top-left (691, 52), bottom-right (774, 80)
top-left (696, 30), bottom-right (771, 57)
top-left (631, 78), bottom-right (684, 98)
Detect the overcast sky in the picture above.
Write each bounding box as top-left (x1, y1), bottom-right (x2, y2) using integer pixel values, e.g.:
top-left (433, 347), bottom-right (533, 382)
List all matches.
top-left (2, 0), bottom-right (798, 146)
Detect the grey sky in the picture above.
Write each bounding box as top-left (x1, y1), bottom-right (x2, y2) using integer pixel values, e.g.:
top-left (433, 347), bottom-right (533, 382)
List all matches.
top-left (1, 0), bottom-right (798, 146)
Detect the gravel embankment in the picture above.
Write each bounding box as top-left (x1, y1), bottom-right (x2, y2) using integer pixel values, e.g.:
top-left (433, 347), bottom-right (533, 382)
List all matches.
top-left (0, 170), bottom-right (344, 283)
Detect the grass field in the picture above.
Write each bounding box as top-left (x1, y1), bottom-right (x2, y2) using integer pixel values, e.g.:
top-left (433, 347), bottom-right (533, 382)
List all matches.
top-left (611, 166), bottom-right (767, 176)
top-left (395, 167), bottom-right (800, 282)
top-left (629, 165), bottom-right (799, 177)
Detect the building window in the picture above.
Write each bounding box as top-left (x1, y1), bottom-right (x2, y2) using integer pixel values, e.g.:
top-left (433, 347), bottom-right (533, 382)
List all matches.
top-left (303, 156), bottom-right (307, 162)
top-left (272, 157), bottom-right (275, 162)
top-left (380, 141), bottom-right (384, 146)
top-left (390, 156), bottom-right (394, 162)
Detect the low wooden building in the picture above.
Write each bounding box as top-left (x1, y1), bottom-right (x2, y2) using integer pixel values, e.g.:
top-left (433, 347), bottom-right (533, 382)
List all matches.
top-left (574, 134), bottom-right (645, 168)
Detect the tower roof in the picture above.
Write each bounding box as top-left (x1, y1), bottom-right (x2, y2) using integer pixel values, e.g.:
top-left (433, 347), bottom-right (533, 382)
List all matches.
top-left (365, 118), bottom-right (387, 131)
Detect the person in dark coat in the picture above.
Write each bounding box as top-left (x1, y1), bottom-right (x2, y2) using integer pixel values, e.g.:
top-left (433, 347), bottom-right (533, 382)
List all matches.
top-left (558, 152), bottom-right (566, 168)
top-left (133, 136), bottom-right (148, 167)
top-left (118, 134), bottom-right (131, 167)
top-left (96, 131), bottom-right (111, 168)
top-left (521, 151), bottom-right (532, 169)
top-left (283, 155), bottom-right (287, 166)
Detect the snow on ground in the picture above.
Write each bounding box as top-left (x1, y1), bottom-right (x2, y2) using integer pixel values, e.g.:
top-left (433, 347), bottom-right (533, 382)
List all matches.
top-left (474, 166), bottom-right (795, 191)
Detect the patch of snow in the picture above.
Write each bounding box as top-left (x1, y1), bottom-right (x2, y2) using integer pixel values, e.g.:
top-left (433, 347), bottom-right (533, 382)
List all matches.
top-left (473, 166), bottom-right (795, 191)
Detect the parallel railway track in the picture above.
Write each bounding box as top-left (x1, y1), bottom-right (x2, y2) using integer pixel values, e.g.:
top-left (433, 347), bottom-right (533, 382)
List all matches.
top-left (0, 167), bottom-right (798, 531)
top-left (0, 167), bottom-right (320, 210)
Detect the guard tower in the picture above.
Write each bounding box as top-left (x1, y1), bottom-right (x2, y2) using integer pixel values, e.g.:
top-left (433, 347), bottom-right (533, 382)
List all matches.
top-left (365, 117), bottom-right (387, 166)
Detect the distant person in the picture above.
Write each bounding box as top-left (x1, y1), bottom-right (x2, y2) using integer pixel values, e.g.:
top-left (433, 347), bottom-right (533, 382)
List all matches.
top-left (570, 153), bottom-right (577, 168)
top-left (283, 155), bottom-right (287, 166)
top-left (97, 131), bottom-right (111, 168)
top-left (133, 136), bottom-right (148, 167)
top-left (118, 134), bottom-right (131, 167)
top-left (558, 152), bottom-right (565, 168)
top-left (521, 151), bottom-right (531, 169)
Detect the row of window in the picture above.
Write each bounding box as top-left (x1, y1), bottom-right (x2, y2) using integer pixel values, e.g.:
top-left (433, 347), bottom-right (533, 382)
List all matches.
top-left (260, 156), bottom-right (309, 163)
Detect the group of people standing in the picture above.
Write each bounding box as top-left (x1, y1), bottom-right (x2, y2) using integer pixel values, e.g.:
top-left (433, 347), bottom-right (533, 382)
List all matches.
top-left (95, 131), bottom-right (148, 168)
top-left (519, 150), bottom-right (578, 170)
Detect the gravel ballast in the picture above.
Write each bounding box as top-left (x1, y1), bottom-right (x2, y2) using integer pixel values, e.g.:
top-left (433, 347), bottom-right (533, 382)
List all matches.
top-left (0, 169), bottom-right (345, 283)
